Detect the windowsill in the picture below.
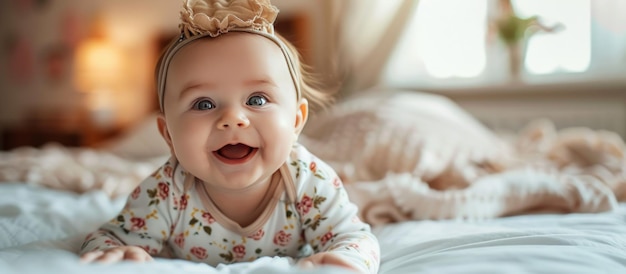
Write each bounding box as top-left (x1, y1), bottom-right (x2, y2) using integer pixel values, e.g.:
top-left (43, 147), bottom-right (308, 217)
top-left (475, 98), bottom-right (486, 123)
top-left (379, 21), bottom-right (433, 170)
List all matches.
top-left (392, 72), bottom-right (626, 99)
top-left (388, 73), bottom-right (626, 139)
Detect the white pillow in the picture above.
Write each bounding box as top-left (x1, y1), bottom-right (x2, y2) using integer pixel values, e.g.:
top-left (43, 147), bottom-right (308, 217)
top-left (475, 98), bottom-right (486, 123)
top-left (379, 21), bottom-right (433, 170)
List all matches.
top-left (103, 113), bottom-right (170, 159)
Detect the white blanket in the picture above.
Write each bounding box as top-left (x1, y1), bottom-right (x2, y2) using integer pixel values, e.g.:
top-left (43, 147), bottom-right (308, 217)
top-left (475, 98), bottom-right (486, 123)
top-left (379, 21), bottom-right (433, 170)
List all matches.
top-left (0, 184), bottom-right (124, 249)
top-left (0, 183), bottom-right (345, 274)
top-left (375, 207), bottom-right (626, 273)
top-left (2, 183), bottom-right (626, 273)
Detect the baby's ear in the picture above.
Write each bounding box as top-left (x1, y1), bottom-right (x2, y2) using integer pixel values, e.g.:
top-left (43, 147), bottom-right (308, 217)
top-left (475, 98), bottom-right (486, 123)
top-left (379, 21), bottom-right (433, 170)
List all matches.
top-left (294, 98), bottom-right (309, 136)
top-left (156, 113), bottom-right (175, 155)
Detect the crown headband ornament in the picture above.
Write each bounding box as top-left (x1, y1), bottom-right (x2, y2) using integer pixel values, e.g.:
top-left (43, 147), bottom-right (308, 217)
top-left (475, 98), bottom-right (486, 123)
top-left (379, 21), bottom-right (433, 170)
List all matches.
top-left (157, 0), bottom-right (301, 111)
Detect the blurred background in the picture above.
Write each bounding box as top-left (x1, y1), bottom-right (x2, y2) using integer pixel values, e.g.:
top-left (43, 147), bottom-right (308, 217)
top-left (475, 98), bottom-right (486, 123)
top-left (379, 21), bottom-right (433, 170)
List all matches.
top-left (1, 0), bottom-right (625, 150)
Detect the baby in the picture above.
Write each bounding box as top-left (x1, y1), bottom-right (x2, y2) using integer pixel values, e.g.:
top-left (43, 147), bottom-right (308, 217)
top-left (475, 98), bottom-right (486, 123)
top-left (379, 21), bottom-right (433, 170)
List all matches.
top-left (79, 0), bottom-right (380, 273)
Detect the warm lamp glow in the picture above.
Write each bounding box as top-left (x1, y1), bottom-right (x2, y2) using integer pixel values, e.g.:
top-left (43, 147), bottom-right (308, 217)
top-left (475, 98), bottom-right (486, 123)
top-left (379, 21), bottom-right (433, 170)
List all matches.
top-left (73, 33), bottom-right (126, 129)
top-left (74, 38), bottom-right (125, 93)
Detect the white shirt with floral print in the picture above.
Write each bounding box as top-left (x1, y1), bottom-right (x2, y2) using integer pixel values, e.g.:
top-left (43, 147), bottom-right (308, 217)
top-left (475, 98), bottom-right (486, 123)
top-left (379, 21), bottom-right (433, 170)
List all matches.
top-left (80, 143), bottom-right (380, 273)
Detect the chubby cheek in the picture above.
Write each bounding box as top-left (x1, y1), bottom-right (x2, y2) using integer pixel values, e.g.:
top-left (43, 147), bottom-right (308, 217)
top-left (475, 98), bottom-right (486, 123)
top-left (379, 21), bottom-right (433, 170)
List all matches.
top-left (269, 117), bottom-right (294, 137)
top-left (260, 113), bottom-right (297, 161)
top-left (169, 117), bottom-right (209, 161)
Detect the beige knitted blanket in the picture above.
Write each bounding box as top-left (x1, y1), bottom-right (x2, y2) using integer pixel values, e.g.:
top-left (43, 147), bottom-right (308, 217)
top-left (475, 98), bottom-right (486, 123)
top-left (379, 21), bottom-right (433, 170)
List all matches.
top-left (301, 91), bottom-right (626, 225)
top-left (1, 91), bottom-right (624, 226)
top-left (0, 145), bottom-right (165, 198)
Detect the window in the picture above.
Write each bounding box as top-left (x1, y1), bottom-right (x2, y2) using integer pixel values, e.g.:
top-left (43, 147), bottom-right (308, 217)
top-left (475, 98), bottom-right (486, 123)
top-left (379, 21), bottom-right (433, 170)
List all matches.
top-left (382, 0), bottom-right (626, 89)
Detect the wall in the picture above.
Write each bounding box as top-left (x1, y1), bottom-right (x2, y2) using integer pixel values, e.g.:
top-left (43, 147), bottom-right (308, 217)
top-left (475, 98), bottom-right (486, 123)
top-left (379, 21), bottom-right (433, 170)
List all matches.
top-left (0, 0), bottom-right (328, 131)
top-left (0, 0), bottom-right (176, 129)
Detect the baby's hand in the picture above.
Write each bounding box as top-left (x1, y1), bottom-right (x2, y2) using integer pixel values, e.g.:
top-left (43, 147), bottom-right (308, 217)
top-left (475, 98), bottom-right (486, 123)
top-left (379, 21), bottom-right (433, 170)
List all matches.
top-left (298, 252), bottom-right (361, 273)
top-left (80, 246), bottom-right (153, 263)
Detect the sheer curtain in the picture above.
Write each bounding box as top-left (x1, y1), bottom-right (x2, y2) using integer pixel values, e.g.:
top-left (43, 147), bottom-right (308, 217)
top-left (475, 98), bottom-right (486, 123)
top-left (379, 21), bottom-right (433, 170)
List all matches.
top-left (323, 0), bottom-right (420, 96)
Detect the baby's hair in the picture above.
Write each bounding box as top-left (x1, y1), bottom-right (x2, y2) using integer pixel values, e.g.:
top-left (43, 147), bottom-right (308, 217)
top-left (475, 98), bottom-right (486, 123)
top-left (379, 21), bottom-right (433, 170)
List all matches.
top-left (273, 33), bottom-right (336, 113)
top-left (154, 32), bottom-right (337, 113)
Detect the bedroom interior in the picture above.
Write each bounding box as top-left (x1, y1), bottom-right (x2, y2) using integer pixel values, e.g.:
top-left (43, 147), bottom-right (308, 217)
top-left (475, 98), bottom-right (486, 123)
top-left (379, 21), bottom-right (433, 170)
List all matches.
top-left (1, 0), bottom-right (625, 273)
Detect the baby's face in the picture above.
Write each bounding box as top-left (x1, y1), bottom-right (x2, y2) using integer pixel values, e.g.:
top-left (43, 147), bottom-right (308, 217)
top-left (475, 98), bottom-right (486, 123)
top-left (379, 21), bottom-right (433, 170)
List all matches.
top-left (159, 32), bottom-right (307, 191)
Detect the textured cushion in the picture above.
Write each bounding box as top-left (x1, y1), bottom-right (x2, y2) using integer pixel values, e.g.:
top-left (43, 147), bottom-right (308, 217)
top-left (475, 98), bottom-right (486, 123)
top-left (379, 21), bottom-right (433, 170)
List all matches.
top-left (301, 89), bottom-right (512, 189)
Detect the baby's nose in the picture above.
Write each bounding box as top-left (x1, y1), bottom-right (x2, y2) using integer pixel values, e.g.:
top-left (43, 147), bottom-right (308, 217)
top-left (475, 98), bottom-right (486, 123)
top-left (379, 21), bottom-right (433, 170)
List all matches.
top-left (217, 109), bottom-right (250, 129)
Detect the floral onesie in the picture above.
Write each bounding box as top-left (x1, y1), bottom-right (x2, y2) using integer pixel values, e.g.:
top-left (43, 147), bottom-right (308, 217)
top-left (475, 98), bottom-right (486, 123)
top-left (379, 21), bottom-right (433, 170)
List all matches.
top-left (80, 143), bottom-right (380, 273)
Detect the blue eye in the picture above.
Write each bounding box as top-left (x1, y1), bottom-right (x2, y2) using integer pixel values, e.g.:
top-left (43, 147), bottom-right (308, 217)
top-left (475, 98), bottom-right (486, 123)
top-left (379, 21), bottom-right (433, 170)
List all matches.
top-left (193, 99), bottom-right (215, 110)
top-left (246, 95), bottom-right (267, 106)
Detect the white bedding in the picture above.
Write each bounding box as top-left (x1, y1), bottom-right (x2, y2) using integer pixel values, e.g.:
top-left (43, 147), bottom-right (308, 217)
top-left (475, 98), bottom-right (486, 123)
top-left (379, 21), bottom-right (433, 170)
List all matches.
top-left (375, 209), bottom-right (626, 273)
top-left (2, 183), bottom-right (625, 274)
top-left (0, 183), bottom-right (345, 274)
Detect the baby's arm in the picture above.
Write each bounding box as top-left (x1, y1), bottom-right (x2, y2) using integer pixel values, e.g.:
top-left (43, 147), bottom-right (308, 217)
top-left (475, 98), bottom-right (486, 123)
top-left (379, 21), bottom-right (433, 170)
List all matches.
top-left (297, 160), bottom-right (380, 273)
top-left (80, 164), bottom-right (177, 262)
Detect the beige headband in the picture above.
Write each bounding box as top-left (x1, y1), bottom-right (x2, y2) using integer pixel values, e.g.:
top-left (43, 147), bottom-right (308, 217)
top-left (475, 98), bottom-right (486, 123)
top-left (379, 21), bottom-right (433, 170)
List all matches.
top-left (156, 0), bottom-right (302, 112)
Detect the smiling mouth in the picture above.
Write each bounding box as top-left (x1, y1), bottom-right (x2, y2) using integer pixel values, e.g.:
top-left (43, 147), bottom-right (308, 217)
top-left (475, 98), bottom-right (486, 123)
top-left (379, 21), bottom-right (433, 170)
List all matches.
top-left (214, 143), bottom-right (258, 164)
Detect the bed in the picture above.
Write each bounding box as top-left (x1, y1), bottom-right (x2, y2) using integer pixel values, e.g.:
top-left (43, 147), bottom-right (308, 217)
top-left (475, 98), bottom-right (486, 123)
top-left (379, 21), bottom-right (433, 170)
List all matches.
top-left (1, 90), bottom-right (625, 273)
